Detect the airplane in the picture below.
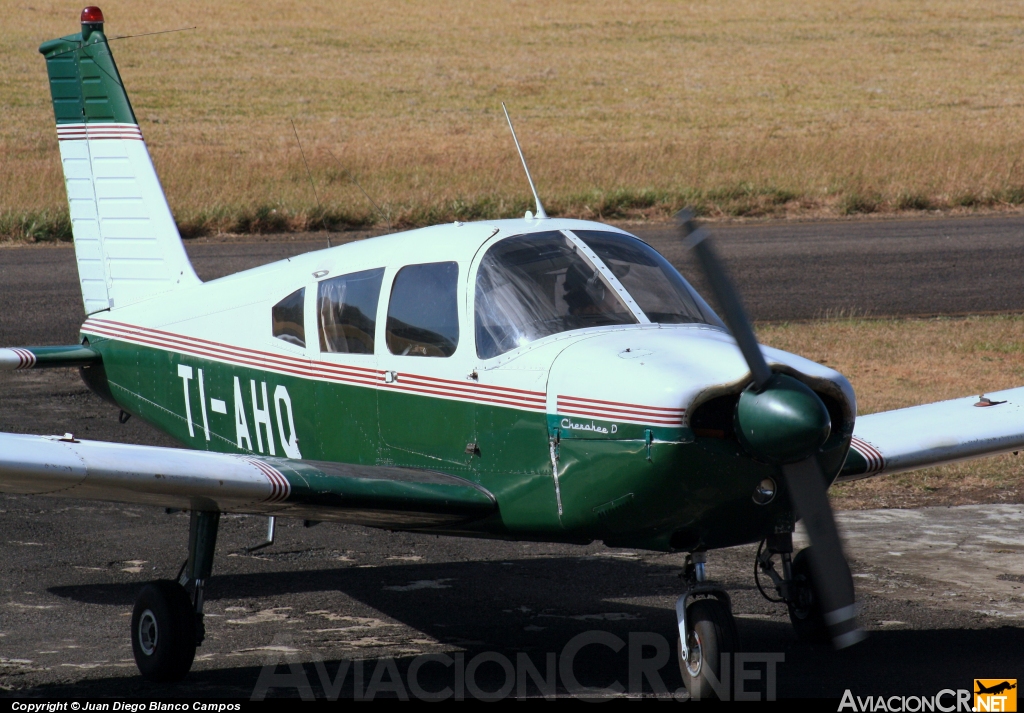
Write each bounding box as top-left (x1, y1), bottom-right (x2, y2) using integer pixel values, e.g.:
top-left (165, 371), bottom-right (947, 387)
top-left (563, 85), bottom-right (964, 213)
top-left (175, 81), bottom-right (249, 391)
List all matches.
top-left (976, 682), bottom-right (1017, 696)
top-left (4, 6), bottom-right (1024, 696)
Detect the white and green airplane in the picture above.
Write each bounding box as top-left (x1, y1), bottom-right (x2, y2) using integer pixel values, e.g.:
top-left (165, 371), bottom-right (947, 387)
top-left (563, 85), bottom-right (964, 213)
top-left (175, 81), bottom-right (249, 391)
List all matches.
top-left (4, 7), bottom-right (1024, 693)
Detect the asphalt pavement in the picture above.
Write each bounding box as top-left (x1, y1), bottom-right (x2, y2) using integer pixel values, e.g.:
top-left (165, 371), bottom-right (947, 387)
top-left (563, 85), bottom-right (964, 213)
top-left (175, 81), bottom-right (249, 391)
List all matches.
top-left (4, 213), bottom-right (1024, 345)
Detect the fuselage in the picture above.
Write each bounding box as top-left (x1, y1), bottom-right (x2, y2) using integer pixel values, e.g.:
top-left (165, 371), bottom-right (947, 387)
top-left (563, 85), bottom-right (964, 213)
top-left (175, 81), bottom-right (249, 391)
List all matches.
top-left (80, 218), bottom-right (856, 552)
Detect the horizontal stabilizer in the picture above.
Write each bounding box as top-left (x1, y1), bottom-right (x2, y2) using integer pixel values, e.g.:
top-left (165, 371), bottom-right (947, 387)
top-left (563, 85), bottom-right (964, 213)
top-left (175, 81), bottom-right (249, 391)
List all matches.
top-left (0, 432), bottom-right (497, 528)
top-left (0, 345), bottom-right (100, 370)
top-left (840, 386), bottom-right (1024, 480)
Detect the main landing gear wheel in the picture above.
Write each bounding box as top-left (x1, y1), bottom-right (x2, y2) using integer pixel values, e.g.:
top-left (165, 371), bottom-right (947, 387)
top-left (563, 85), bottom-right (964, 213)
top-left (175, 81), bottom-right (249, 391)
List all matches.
top-left (678, 598), bottom-right (737, 700)
top-left (131, 580), bottom-right (197, 682)
top-left (787, 547), bottom-right (829, 644)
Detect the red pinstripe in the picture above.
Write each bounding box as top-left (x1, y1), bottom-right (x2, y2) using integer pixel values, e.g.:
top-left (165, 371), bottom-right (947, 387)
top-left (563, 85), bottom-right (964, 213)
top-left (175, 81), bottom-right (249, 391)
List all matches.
top-left (82, 318), bottom-right (691, 424)
top-left (558, 403), bottom-right (684, 421)
top-left (12, 348), bottom-right (37, 370)
top-left (851, 436), bottom-right (885, 473)
top-left (558, 394), bottom-right (684, 413)
top-left (56, 123), bottom-right (143, 141)
top-left (82, 319), bottom-right (548, 412)
top-left (557, 394), bottom-right (685, 427)
top-left (84, 319), bottom-right (691, 426)
top-left (242, 457), bottom-right (291, 503)
top-left (559, 409), bottom-right (683, 427)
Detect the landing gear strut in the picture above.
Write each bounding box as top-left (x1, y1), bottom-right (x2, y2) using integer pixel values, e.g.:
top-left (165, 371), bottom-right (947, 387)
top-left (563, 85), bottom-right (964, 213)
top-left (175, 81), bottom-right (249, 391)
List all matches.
top-left (756, 533), bottom-right (829, 643)
top-left (675, 552), bottom-right (738, 700)
top-left (131, 510), bottom-right (219, 682)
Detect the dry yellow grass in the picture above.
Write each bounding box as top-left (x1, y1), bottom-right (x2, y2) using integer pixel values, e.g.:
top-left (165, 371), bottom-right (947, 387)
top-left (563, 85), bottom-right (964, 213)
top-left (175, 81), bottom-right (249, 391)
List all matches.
top-left (760, 316), bottom-right (1024, 509)
top-left (4, 0), bottom-right (1024, 237)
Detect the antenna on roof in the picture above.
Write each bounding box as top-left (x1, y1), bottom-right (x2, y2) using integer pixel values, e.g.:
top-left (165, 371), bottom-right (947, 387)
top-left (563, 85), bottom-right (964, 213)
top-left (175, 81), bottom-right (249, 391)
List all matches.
top-left (501, 102), bottom-right (547, 220)
top-left (290, 119), bottom-right (331, 246)
top-left (325, 147), bottom-right (392, 235)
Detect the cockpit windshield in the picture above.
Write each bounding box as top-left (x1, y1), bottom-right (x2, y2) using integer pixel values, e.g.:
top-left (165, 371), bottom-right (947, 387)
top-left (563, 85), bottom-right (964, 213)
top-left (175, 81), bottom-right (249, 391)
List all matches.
top-left (474, 231), bottom-right (637, 359)
top-left (570, 230), bottom-right (717, 326)
top-left (474, 229), bottom-right (720, 359)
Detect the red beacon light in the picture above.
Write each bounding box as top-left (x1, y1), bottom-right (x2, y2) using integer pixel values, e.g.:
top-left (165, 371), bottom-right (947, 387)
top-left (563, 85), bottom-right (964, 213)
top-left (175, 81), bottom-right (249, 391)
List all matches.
top-left (81, 6), bottom-right (104, 24)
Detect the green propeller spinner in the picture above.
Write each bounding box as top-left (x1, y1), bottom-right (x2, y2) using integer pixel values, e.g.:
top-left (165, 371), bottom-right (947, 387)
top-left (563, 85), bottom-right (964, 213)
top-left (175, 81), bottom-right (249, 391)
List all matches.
top-left (736, 373), bottom-right (832, 464)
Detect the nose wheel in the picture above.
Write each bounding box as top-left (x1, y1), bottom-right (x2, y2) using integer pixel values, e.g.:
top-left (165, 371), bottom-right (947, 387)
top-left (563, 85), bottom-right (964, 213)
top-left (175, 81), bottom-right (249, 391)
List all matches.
top-left (675, 553), bottom-right (738, 700)
top-left (677, 597), bottom-right (737, 699)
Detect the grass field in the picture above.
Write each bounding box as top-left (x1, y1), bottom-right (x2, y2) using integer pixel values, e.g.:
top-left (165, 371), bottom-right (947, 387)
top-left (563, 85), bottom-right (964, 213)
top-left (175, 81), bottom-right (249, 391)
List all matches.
top-left (4, 0), bottom-right (1024, 238)
top-left (759, 315), bottom-right (1024, 509)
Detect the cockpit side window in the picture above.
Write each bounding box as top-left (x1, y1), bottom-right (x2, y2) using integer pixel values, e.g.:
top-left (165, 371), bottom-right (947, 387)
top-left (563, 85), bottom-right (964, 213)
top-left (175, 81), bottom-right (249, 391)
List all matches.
top-left (386, 262), bottom-right (460, 357)
top-left (571, 230), bottom-right (718, 326)
top-left (317, 268), bottom-right (384, 354)
top-left (272, 287), bottom-right (306, 347)
top-left (474, 231), bottom-right (637, 359)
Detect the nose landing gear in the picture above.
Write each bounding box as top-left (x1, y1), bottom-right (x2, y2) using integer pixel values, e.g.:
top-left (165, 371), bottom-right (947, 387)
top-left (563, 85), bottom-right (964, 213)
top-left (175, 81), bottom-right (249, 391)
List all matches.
top-left (131, 510), bottom-right (220, 682)
top-left (675, 552), bottom-right (738, 700)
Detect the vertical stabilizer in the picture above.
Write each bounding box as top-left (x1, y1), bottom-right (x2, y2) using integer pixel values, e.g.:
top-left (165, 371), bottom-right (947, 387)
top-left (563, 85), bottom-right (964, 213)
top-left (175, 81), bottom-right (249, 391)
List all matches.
top-left (39, 7), bottom-right (200, 316)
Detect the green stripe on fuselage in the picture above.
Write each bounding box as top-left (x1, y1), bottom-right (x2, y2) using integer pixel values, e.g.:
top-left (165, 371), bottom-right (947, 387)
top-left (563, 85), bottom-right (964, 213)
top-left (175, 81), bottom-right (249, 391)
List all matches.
top-left (546, 413), bottom-right (689, 443)
top-left (86, 333), bottom-right (798, 551)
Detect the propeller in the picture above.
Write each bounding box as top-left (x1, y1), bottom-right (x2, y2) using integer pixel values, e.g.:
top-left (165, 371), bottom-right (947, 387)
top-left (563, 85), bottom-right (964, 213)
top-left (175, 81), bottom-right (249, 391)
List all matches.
top-left (678, 210), bottom-right (866, 649)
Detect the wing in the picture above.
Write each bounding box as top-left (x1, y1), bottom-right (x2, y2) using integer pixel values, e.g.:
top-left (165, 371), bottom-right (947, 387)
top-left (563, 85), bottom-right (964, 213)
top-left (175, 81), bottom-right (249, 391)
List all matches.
top-left (839, 386), bottom-right (1024, 481)
top-left (0, 432), bottom-right (496, 528)
top-left (0, 345), bottom-right (100, 370)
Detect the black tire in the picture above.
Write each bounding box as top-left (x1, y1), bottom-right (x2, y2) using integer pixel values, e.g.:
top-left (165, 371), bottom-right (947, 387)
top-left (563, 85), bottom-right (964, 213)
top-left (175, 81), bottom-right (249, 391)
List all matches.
top-left (131, 580), bottom-right (197, 682)
top-left (677, 597), bottom-right (738, 700)
top-left (787, 548), bottom-right (829, 643)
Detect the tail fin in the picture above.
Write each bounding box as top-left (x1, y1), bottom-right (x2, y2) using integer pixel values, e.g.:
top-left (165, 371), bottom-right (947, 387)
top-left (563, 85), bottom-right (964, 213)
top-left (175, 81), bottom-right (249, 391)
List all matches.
top-left (39, 7), bottom-right (200, 316)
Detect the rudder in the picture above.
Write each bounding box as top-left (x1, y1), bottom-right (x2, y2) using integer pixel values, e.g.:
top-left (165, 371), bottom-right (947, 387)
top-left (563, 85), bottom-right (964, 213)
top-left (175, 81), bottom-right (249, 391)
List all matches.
top-left (40, 7), bottom-right (200, 316)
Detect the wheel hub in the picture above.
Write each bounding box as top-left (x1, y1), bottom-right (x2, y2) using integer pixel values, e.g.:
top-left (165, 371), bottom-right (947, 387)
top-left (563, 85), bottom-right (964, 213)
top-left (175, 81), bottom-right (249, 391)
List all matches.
top-left (138, 609), bottom-right (158, 656)
top-left (684, 629), bottom-right (703, 677)
top-left (790, 575), bottom-right (815, 619)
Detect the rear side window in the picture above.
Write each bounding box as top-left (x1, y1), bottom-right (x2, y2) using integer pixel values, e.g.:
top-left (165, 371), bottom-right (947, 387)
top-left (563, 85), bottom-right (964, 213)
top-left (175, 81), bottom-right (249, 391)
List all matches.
top-left (386, 262), bottom-right (459, 357)
top-left (272, 287), bottom-right (305, 347)
top-left (317, 268), bottom-right (384, 354)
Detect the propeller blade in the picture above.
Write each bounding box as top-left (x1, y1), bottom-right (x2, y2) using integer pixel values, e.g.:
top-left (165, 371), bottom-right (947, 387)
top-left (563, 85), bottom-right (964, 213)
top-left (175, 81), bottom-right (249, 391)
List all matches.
top-left (677, 210), bottom-right (772, 390)
top-left (781, 456), bottom-right (866, 649)
top-left (679, 208), bottom-right (865, 649)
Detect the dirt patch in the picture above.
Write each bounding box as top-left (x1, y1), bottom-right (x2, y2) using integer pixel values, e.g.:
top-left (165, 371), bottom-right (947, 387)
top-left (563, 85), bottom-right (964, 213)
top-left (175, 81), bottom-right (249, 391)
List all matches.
top-left (831, 471), bottom-right (1024, 510)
